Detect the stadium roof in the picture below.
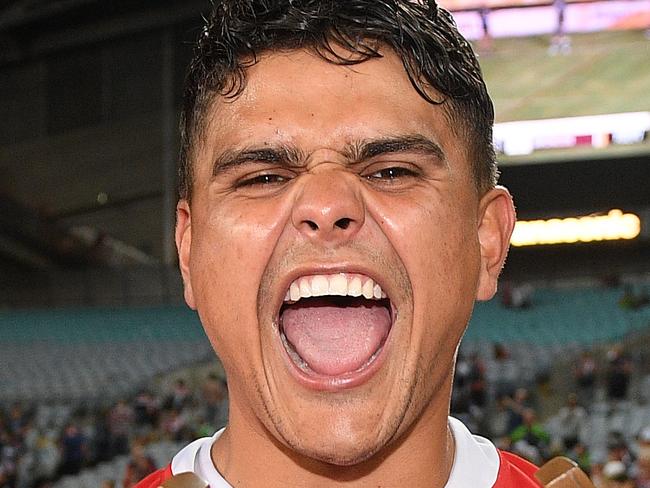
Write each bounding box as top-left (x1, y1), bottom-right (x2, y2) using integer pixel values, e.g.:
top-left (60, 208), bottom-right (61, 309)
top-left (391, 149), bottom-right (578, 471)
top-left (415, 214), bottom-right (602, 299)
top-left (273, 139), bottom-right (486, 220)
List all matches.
top-left (0, 2), bottom-right (647, 278)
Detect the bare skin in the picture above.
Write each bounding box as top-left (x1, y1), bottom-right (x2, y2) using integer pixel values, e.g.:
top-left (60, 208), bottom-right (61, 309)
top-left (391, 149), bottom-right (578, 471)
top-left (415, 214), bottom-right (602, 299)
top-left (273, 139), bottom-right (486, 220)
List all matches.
top-left (175, 48), bottom-right (515, 487)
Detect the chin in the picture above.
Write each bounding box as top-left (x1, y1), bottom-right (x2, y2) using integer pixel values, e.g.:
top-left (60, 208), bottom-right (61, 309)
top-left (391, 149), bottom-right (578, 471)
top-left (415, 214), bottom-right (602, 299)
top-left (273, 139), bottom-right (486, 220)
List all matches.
top-left (270, 398), bottom-right (405, 469)
top-left (290, 435), bottom-right (384, 467)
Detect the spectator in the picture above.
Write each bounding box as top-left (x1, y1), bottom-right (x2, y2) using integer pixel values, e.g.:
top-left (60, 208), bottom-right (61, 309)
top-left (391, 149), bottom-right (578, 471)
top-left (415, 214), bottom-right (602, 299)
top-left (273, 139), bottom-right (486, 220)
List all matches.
top-left (7, 404), bottom-right (25, 435)
top-left (575, 351), bottom-right (597, 406)
top-left (510, 408), bottom-right (551, 463)
top-left (93, 407), bottom-right (113, 463)
top-left (478, 7), bottom-right (492, 53)
top-left (165, 379), bottom-right (192, 411)
top-left (201, 373), bottom-right (228, 429)
top-left (505, 387), bottom-right (532, 433)
top-left (556, 393), bottom-right (587, 450)
top-left (548, 0), bottom-right (571, 55)
top-left (161, 408), bottom-right (188, 442)
top-left (34, 430), bottom-right (60, 482)
top-left (606, 345), bottom-right (632, 403)
top-left (492, 343), bottom-right (519, 398)
top-left (468, 353), bottom-right (488, 408)
top-left (123, 443), bottom-right (157, 488)
top-left (57, 423), bottom-right (87, 475)
top-left (108, 400), bottom-right (134, 457)
top-left (487, 395), bottom-right (511, 441)
top-left (134, 390), bottom-right (159, 431)
top-left (0, 436), bottom-right (17, 488)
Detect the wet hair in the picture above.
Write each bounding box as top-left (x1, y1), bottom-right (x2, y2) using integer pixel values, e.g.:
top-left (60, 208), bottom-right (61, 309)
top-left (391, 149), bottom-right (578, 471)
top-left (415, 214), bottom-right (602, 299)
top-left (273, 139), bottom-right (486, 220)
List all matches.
top-left (179, 0), bottom-right (497, 200)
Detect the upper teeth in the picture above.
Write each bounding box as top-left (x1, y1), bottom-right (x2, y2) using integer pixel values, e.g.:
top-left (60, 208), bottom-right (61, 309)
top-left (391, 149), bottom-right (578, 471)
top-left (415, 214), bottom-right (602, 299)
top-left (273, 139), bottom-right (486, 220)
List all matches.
top-left (284, 273), bottom-right (387, 303)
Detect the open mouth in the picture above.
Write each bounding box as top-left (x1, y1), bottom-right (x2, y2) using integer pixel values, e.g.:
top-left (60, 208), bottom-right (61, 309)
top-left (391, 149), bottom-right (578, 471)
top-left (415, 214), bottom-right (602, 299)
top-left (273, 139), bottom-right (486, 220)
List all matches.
top-left (279, 273), bottom-right (393, 379)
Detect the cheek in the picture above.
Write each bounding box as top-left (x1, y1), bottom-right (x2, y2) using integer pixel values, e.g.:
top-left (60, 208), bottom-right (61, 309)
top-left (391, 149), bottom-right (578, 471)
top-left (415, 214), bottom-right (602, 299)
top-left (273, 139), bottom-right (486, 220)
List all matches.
top-left (189, 198), bottom-right (288, 353)
top-left (407, 202), bottom-right (479, 374)
top-left (377, 195), bottom-right (479, 287)
top-left (374, 192), bottom-right (480, 345)
top-left (198, 197), bottom-right (286, 280)
top-left (417, 205), bottom-right (480, 312)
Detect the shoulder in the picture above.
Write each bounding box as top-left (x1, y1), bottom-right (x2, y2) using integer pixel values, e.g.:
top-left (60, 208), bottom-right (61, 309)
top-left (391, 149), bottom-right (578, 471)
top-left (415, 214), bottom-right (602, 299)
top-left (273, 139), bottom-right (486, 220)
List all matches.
top-left (134, 465), bottom-right (173, 488)
top-left (494, 450), bottom-right (542, 487)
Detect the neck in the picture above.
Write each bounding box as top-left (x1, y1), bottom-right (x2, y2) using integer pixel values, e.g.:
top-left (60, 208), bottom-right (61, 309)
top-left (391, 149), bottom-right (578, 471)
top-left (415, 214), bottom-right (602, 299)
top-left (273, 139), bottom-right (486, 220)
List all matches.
top-left (212, 393), bottom-right (455, 487)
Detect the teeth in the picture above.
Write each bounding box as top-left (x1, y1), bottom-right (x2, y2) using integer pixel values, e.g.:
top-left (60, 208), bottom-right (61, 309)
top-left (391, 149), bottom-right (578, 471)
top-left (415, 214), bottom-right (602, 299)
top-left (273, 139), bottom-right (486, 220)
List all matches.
top-left (362, 279), bottom-right (374, 299)
top-left (283, 273), bottom-right (387, 303)
top-left (299, 278), bottom-right (311, 298)
top-left (290, 281), bottom-right (300, 302)
top-left (373, 283), bottom-right (382, 299)
top-left (311, 275), bottom-right (329, 296)
top-left (329, 274), bottom-right (348, 296)
top-left (348, 276), bottom-right (362, 297)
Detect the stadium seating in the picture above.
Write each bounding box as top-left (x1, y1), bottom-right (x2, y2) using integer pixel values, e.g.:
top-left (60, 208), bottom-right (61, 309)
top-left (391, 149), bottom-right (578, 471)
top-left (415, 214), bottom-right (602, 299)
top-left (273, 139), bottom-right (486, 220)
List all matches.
top-left (465, 286), bottom-right (650, 346)
top-left (0, 306), bottom-right (212, 404)
top-left (3, 286), bottom-right (648, 404)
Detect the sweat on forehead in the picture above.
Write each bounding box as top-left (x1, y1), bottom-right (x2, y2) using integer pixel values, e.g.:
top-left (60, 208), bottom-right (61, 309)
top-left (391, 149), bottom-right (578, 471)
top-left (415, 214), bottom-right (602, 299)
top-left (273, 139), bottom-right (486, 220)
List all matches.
top-left (178, 0), bottom-right (497, 201)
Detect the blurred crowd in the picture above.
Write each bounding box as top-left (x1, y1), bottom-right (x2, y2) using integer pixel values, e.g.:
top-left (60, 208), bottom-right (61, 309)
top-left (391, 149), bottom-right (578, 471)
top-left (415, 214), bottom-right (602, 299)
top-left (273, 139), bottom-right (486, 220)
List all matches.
top-left (2, 340), bottom-right (649, 487)
top-left (0, 373), bottom-right (227, 488)
top-left (451, 343), bottom-right (650, 488)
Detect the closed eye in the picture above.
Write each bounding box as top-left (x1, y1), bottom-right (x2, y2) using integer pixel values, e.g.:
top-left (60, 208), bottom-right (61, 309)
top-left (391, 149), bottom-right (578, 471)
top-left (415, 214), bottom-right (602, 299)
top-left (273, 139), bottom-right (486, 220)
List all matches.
top-left (365, 166), bottom-right (418, 181)
top-left (236, 173), bottom-right (291, 188)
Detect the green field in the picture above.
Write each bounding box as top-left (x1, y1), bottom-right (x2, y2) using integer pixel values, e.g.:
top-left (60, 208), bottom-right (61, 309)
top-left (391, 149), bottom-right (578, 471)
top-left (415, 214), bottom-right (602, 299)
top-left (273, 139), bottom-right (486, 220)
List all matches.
top-left (477, 30), bottom-right (650, 123)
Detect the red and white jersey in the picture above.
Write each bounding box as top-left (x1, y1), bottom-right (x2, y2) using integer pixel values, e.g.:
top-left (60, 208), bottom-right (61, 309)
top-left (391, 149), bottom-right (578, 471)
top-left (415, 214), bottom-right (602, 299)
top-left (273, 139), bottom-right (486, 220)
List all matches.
top-left (136, 417), bottom-right (540, 487)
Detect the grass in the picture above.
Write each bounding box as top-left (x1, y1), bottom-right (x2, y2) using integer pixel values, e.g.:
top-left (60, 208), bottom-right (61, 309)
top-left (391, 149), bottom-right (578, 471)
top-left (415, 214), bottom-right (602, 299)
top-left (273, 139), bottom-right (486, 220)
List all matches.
top-left (477, 30), bottom-right (650, 123)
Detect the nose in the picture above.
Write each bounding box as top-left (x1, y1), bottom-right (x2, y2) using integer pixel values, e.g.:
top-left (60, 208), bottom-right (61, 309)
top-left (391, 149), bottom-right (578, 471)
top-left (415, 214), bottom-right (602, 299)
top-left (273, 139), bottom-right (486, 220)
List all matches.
top-left (291, 169), bottom-right (365, 244)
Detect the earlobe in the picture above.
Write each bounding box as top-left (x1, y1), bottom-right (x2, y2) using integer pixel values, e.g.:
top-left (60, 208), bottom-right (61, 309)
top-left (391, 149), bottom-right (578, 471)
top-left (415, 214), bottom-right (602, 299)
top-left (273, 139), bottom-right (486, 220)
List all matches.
top-left (175, 200), bottom-right (196, 309)
top-left (476, 186), bottom-right (516, 301)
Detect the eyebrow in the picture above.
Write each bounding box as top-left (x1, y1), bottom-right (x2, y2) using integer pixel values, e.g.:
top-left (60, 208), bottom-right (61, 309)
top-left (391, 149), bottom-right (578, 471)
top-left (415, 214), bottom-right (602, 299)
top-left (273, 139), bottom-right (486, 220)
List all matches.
top-left (212, 145), bottom-right (304, 176)
top-left (211, 133), bottom-right (446, 176)
top-left (345, 134), bottom-right (446, 165)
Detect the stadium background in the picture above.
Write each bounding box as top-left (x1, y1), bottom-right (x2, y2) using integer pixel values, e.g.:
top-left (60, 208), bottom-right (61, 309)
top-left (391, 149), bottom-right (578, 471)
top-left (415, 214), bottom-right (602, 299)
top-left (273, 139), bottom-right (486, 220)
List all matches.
top-left (0, 0), bottom-right (649, 486)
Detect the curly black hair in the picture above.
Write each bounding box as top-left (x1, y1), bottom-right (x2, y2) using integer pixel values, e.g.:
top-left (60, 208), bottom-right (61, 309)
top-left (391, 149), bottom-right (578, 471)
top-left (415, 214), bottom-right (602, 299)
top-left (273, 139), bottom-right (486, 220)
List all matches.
top-left (179, 0), bottom-right (497, 200)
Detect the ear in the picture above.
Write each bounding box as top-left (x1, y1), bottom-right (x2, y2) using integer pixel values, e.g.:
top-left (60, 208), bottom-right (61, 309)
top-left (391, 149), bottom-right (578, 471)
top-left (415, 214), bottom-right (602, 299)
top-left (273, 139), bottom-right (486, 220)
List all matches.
top-left (476, 186), bottom-right (516, 301)
top-left (175, 200), bottom-right (196, 309)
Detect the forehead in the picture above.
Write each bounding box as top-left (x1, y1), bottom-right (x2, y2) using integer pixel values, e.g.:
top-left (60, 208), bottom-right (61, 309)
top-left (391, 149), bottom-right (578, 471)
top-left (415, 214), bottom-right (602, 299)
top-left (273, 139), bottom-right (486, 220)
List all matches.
top-left (198, 49), bottom-right (466, 166)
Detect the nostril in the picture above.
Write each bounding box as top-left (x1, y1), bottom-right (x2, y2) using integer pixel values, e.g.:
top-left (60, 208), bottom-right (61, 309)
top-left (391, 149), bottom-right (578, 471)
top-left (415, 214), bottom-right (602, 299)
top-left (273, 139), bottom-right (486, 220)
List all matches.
top-left (305, 220), bottom-right (319, 231)
top-left (335, 217), bottom-right (352, 230)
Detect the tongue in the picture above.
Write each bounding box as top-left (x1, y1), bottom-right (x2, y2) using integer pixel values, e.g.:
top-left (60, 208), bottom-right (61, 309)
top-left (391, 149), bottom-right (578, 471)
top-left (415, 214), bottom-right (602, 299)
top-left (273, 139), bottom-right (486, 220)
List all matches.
top-left (281, 298), bottom-right (391, 376)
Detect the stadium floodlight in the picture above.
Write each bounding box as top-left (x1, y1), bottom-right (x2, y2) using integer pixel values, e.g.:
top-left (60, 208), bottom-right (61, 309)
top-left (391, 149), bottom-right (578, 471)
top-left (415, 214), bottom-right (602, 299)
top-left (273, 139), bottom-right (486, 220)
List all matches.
top-left (511, 209), bottom-right (641, 246)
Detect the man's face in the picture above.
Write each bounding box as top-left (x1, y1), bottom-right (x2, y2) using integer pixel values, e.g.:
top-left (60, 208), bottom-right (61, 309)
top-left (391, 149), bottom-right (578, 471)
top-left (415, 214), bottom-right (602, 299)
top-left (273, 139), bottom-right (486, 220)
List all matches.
top-left (177, 49), bottom-right (513, 465)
